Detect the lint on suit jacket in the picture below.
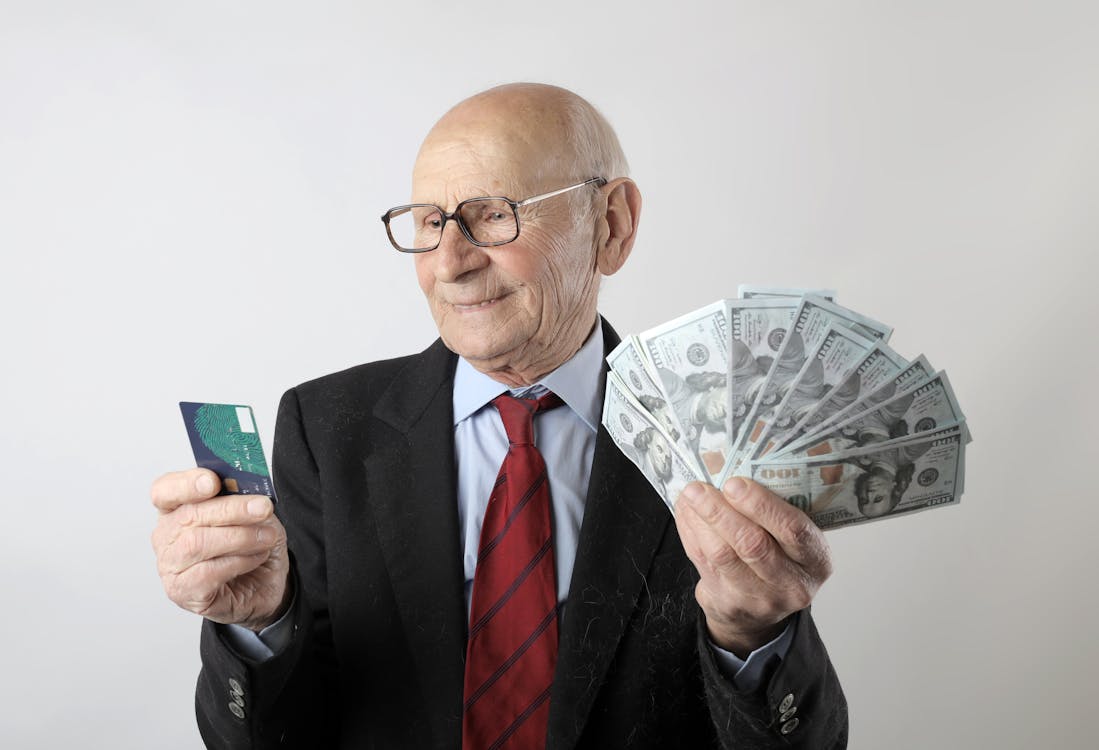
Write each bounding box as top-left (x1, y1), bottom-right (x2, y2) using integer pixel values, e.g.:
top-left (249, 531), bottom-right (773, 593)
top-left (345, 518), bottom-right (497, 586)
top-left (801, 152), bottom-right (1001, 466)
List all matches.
top-left (194, 318), bottom-right (848, 749)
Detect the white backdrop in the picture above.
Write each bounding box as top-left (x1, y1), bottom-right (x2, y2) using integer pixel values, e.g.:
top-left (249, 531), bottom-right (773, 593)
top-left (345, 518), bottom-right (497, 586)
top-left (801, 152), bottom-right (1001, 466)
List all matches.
top-left (2, 1), bottom-right (1096, 747)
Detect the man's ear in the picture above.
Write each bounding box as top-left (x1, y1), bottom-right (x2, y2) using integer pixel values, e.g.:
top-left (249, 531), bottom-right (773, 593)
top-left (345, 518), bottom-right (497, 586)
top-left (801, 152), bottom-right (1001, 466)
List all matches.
top-left (593, 177), bottom-right (642, 276)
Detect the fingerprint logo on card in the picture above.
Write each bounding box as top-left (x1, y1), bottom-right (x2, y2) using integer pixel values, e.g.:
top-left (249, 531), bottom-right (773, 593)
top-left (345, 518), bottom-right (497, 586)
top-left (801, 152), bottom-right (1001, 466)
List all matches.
top-left (768, 328), bottom-right (786, 351)
top-left (917, 468), bottom-right (939, 486)
top-left (687, 343), bottom-right (709, 366)
top-left (194, 404), bottom-right (270, 477)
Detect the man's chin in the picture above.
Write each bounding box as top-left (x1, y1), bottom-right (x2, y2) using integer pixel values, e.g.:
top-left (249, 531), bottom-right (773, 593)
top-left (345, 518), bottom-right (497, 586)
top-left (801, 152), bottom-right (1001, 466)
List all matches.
top-left (442, 332), bottom-right (518, 368)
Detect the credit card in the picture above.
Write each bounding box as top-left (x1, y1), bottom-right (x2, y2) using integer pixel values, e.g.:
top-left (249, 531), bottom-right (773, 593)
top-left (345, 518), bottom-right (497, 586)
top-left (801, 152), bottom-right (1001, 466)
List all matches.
top-left (179, 402), bottom-right (275, 499)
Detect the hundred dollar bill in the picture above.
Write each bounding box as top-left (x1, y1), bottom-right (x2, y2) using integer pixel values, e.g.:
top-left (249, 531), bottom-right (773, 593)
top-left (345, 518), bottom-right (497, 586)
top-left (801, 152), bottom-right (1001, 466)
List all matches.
top-left (738, 284), bottom-right (837, 302)
top-left (639, 300), bottom-right (731, 479)
top-left (724, 295), bottom-right (893, 480)
top-left (607, 335), bottom-right (698, 462)
top-left (770, 342), bottom-right (910, 455)
top-left (777, 371), bottom-right (966, 463)
top-left (773, 354), bottom-right (935, 458)
top-left (725, 297), bottom-right (801, 462)
top-left (749, 426), bottom-right (965, 530)
top-left (749, 323), bottom-right (876, 462)
top-left (602, 371), bottom-right (707, 511)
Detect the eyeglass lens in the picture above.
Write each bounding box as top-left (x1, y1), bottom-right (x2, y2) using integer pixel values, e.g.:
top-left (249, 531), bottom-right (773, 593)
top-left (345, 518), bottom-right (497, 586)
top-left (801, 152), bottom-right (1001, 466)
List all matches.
top-left (387, 198), bottom-right (518, 251)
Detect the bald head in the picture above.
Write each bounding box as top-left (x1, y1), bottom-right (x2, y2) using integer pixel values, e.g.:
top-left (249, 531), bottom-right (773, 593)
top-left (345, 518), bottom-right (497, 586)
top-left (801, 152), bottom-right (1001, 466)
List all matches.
top-left (415, 83), bottom-right (628, 205)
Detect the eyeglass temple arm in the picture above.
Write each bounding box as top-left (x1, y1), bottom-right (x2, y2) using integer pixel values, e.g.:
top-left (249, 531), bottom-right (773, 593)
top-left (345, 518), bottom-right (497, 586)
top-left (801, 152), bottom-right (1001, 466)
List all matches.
top-left (515, 177), bottom-right (607, 208)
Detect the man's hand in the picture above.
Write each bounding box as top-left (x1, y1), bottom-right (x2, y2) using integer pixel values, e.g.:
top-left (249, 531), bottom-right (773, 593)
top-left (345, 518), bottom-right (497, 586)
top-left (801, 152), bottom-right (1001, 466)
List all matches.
top-left (151, 468), bottom-right (291, 632)
top-left (675, 477), bottom-right (832, 657)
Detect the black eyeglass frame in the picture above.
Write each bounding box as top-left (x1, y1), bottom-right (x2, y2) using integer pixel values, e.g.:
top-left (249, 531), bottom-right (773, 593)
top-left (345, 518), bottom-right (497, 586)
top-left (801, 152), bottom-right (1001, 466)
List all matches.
top-left (380, 176), bottom-right (607, 253)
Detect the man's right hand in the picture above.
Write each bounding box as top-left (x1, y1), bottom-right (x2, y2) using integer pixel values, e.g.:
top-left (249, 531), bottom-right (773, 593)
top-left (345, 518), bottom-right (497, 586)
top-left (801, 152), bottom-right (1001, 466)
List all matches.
top-left (151, 468), bottom-right (290, 632)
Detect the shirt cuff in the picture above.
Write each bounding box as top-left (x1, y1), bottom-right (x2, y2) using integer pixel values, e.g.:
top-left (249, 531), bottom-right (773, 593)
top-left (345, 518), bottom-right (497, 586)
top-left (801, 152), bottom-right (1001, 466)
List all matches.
top-left (219, 590), bottom-right (297, 662)
top-left (708, 619), bottom-right (795, 691)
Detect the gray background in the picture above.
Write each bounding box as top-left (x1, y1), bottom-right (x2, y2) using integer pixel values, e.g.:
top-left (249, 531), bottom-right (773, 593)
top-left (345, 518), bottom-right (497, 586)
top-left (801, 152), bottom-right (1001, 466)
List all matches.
top-left (2, 1), bottom-right (1095, 747)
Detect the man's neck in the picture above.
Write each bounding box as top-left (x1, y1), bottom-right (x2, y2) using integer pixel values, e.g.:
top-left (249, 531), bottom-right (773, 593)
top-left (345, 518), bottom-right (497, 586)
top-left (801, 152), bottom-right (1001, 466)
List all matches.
top-left (452, 319), bottom-right (605, 433)
top-left (473, 317), bottom-right (601, 387)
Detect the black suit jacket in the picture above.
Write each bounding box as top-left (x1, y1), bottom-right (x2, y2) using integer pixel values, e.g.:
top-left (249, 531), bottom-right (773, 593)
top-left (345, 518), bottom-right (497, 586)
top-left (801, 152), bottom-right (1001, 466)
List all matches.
top-left (195, 320), bottom-right (847, 749)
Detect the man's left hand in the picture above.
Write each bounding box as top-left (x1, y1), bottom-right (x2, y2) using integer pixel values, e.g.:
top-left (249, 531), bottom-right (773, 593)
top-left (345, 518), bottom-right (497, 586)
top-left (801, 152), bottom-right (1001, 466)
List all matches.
top-left (675, 477), bottom-right (833, 657)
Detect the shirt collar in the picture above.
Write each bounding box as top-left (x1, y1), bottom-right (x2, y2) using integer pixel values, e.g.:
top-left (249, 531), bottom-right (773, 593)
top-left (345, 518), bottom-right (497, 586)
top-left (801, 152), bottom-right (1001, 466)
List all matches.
top-left (452, 321), bottom-right (604, 432)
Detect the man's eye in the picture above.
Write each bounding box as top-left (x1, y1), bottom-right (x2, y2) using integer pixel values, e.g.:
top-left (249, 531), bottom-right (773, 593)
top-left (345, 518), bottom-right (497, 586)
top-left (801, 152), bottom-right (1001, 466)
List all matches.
top-left (423, 215), bottom-right (443, 229)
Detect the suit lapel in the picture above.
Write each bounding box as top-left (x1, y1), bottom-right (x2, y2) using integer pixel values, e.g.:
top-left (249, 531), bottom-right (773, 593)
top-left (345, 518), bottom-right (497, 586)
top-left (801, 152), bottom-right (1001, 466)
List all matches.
top-left (370, 339), bottom-right (467, 748)
top-left (547, 319), bottom-right (673, 750)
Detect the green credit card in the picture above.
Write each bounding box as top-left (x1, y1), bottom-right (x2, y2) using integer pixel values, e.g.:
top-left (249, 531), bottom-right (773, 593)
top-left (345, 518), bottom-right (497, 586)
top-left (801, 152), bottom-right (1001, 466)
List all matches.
top-left (179, 402), bottom-right (275, 499)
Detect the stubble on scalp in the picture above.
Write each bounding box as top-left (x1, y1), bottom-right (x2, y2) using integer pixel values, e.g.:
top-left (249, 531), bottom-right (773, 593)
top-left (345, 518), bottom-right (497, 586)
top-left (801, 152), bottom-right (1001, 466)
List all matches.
top-left (417, 83), bottom-right (628, 208)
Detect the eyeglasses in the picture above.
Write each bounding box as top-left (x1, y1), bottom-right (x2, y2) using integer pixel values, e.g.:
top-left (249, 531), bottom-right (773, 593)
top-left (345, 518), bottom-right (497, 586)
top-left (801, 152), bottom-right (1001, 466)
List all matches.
top-left (380, 177), bottom-right (606, 253)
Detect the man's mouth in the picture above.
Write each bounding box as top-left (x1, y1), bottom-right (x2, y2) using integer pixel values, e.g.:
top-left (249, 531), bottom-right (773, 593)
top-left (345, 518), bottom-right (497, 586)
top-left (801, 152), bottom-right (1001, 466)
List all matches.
top-left (452, 296), bottom-right (502, 311)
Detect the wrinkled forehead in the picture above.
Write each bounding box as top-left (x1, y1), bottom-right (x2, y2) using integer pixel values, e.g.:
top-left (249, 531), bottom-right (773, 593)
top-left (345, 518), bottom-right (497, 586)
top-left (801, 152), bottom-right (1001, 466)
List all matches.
top-left (411, 111), bottom-right (573, 208)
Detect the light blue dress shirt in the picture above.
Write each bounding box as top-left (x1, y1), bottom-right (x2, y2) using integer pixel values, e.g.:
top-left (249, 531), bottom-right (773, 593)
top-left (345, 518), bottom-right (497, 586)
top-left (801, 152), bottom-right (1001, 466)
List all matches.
top-left (451, 321), bottom-right (605, 612)
top-left (225, 322), bottom-right (792, 689)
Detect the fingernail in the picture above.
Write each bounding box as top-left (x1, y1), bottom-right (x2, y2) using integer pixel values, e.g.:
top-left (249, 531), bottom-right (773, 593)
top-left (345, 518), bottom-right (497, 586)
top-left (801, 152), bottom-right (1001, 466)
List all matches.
top-left (247, 497), bottom-right (269, 517)
top-left (681, 482), bottom-right (707, 504)
top-left (724, 477), bottom-right (748, 498)
top-left (196, 473), bottom-right (215, 495)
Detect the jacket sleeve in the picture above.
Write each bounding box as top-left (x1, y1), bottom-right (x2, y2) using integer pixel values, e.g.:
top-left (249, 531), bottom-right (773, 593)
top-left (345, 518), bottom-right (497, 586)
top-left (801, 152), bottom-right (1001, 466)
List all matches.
top-left (194, 388), bottom-right (339, 749)
top-left (698, 608), bottom-right (849, 749)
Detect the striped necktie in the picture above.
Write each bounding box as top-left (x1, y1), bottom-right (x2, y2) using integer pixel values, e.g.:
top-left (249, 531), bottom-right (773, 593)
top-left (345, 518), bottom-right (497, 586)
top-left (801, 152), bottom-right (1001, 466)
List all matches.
top-left (462, 391), bottom-right (564, 750)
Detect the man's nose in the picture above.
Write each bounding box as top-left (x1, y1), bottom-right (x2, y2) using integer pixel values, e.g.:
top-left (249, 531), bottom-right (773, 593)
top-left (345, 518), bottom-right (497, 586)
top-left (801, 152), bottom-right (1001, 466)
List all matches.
top-left (431, 219), bottom-right (489, 282)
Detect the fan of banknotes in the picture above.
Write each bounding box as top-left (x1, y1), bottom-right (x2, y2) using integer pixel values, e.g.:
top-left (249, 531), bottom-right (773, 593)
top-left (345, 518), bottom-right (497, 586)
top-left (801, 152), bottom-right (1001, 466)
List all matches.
top-left (603, 285), bottom-right (970, 530)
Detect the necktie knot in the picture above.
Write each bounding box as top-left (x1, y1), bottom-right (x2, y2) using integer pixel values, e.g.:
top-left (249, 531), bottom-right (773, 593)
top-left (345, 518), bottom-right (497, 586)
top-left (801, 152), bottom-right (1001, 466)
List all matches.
top-left (492, 392), bottom-right (564, 446)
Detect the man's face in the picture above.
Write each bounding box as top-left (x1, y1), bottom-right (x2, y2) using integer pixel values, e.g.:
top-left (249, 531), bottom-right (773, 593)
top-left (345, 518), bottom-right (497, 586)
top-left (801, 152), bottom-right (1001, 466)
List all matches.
top-left (411, 121), bottom-right (600, 379)
top-left (857, 472), bottom-right (896, 518)
top-left (648, 401), bottom-right (680, 442)
top-left (648, 436), bottom-right (673, 480)
top-left (697, 387), bottom-right (727, 430)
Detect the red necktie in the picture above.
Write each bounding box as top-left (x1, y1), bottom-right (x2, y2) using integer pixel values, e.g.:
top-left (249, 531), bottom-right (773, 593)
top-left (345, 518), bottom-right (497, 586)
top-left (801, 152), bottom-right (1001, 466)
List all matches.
top-left (462, 391), bottom-right (564, 750)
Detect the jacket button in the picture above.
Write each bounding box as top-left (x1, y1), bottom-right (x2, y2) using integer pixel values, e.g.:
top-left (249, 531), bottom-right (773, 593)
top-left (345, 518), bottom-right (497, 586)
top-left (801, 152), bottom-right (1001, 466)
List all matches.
top-left (229, 678), bottom-right (244, 696)
top-left (229, 702), bottom-right (246, 720)
top-left (780, 717), bottom-right (800, 735)
top-left (778, 692), bottom-right (795, 713)
top-left (780, 706), bottom-right (797, 722)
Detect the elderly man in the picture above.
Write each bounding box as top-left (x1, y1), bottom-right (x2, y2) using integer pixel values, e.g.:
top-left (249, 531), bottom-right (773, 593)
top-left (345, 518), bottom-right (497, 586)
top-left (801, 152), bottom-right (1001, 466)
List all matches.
top-left (151, 83), bottom-right (847, 749)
